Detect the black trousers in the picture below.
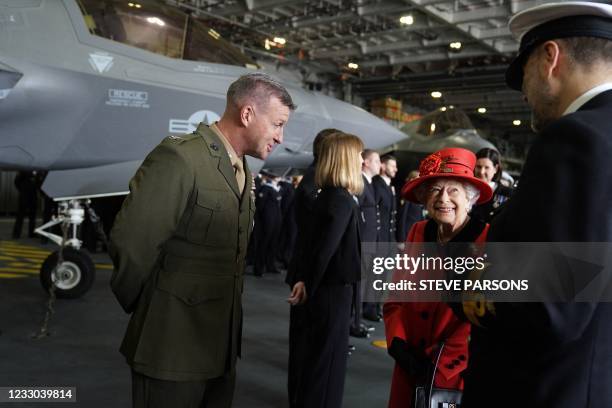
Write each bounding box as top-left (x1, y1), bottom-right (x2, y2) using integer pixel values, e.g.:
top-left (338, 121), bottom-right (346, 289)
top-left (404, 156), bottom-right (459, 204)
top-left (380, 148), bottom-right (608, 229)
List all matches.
top-left (288, 303), bottom-right (307, 408)
top-left (297, 284), bottom-right (352, 408)
top-left (12, 193), bottom-right (37, 239)
top-left (254, 219), bottom-right (280, 275)
top-left (131, 370), bottom-right (235, 408)
top-left (361, 252), bottom-right (381, 318)
top-left (350, 281), bottom-right (362, 330)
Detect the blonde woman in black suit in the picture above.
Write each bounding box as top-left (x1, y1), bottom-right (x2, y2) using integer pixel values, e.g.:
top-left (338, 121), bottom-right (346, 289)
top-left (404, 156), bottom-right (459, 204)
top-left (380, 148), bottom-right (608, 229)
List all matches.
top-left (288, 131), bottom-right (364, 408)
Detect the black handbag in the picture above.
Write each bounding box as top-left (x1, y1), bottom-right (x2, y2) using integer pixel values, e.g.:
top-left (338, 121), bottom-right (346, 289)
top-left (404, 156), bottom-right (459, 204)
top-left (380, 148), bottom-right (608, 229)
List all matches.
top-left (414, 342), bottom-right (462, 408)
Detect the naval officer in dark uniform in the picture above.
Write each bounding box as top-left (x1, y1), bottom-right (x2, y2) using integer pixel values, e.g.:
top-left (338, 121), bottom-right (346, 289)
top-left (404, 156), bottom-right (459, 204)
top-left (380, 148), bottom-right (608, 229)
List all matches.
top-left (456, 3), bottom-right (612, 407)
top-left (357, 149), bottom-right (381, 329)
top-left (109, 73), bottom-right (295, 408)
top-left (373, 154), bottom-right (398, 245)
top-left (367, 154), bottom-right (398, 321)
top-left (253, 173), bottom-right (283, 276)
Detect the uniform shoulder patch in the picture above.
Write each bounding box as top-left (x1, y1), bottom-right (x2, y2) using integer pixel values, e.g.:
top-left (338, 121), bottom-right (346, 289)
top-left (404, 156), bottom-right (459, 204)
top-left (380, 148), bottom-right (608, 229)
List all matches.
top-left (165, 133), bottom-right (199, 144)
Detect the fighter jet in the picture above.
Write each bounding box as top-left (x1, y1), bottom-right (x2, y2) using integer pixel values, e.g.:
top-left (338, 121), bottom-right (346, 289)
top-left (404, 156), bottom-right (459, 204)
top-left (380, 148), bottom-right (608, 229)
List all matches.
top-left (386, 107), bottom-right (498, 183)
top-left (0, 0), bottom-right (406, 297)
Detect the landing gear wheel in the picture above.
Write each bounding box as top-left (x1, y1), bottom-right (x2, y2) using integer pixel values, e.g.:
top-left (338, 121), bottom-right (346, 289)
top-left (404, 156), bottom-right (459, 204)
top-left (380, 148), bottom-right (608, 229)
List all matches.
top-left (40, 248), bottom-right (96, 299)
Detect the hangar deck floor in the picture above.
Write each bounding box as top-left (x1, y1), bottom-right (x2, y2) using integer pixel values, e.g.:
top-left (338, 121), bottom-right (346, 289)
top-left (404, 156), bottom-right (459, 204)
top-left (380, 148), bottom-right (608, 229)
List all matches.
top-left (0, 219), bottom-right (392, 407)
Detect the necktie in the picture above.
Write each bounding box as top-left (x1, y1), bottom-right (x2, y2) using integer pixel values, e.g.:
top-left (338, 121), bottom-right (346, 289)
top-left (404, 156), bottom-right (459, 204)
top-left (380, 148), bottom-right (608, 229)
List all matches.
top-left (234, 158), bottom-right (245, 195)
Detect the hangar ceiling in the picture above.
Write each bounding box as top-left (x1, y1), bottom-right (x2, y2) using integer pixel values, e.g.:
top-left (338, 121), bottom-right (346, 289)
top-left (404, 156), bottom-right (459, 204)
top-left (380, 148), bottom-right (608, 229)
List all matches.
top-left (167, 0), bottom-right (559, 149)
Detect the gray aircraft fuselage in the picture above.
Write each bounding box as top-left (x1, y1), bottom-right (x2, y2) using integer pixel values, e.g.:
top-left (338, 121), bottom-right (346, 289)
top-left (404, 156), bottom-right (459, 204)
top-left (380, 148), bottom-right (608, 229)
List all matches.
top-left (0, 0), bottom-right (407, 199)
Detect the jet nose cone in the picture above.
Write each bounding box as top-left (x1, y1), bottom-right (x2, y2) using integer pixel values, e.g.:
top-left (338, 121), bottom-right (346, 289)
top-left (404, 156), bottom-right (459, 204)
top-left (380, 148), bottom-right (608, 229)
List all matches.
top-left (313, 93), bottom-right (407, 148)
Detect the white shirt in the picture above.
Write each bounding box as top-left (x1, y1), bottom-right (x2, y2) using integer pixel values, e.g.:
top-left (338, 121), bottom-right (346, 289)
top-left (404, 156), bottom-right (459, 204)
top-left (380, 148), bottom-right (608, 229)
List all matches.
top-left (563, 82), bottom-right (612, 115)
top-left (362, 172), bottom-right (372, 184)
top-left (381, 175), bottom-right (391, 186)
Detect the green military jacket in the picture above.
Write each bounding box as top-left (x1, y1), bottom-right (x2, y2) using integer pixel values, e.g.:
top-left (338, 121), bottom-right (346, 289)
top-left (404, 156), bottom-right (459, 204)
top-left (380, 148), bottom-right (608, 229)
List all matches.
top-left (109, 123), bottom-right (254, 381)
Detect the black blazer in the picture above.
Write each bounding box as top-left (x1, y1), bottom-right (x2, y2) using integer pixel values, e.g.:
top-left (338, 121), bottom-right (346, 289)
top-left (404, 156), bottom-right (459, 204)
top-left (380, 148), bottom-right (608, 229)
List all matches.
top-left (372, 175), bottom-right (397, 243)
top-left (286, 165), bottom-right (318, 287)
top-left (461, 90), bottom-right (612, 408)
top-left (358, 175), bottom-right (379, 243)
top-left (255, 184), bottom-right (282, 223)
top-left (396, 200), bottom-right (423, 242)
top-left (301, 186), bottom-right (361, 296)
top-left (470, 183), bottom-right (513, 224)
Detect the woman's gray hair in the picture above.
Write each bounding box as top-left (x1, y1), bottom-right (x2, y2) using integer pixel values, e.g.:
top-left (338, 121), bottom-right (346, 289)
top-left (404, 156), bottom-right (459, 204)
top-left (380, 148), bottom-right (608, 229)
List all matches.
top-left (463, 182), bottom-right (481, 210)
top-left (415, 179), bottom-right (481, 210)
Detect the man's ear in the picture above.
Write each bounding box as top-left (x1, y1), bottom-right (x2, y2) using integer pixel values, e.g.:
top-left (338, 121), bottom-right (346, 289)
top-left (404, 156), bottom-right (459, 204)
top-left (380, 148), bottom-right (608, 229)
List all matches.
top-left (540, 40), bottom-right (562, 80)
top-left (239, 105), bottom-right (255, 127)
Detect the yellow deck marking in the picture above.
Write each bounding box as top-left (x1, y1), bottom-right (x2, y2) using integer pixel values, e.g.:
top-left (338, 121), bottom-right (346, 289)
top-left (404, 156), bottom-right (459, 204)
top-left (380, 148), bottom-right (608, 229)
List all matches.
top-left (371, 340), bottom-right (388, 349)
top-left (0, 273), bottom-right (28, 278)
top-left (0, 267), bottom-right (39, 274)
top-left (0, 249), bottom-right (50, 256)
top-left (95, 264), bottom-right (114, 270)
top-left (5, 262), bottom-right (41, 268)
top-left (0, 251), bottom-right (49, 257)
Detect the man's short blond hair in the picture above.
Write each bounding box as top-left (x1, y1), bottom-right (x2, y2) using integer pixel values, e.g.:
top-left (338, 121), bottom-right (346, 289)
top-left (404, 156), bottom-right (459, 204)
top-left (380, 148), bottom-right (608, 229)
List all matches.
top-left (315, 132), bottom-right (364, 195)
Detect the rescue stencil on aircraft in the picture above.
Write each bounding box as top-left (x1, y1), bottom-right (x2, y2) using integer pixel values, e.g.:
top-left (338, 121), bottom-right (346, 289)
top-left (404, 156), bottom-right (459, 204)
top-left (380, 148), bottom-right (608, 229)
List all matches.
top-left (169, 110), bottom-right (221, 134)
top-left (106, 89), bottom-right (150, 109)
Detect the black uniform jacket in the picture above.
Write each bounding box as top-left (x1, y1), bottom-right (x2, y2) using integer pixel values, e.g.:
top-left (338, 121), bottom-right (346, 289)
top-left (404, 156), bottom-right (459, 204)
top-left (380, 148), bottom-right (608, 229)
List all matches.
top-left (396, 200), bottom-right (424, 243)
top-left (255, 183), bottom-right (282, 226)
top-left (300, 186), bottom-right (361, 297)
top-left (460, 90), bottom-right (612, 408)
top-left (286, 165), bottom-right (318, 287)
top-left (470, 183), bottom-right (513, 224)
top-left (358, 175), bottom-right (379, 243)
top-left (373, 175), bottom-right (396, 243)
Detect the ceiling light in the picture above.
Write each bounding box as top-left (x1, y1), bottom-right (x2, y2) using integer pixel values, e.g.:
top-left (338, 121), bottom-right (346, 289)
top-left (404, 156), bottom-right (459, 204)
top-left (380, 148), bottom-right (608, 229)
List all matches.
top-left (135, 4), bottom-right (141, 8)
top-left (128, 2), bottom-right (134, 6)
top-left (146, 17), bottom-right (165, 26)
top-left (273, 37), bottom-right (286, 45)
top-left (431, 91), bottom-right (442, 98)
top-left (449, 41), bottom-right (462, 50)
top-left (440, 106), bottom-right (447, 112)
top-left (449, 105), bottom-right (454, 109)
top-left (208, 28), bottom-right (220, 40)
top-left (513, 119), bottom-right (522, 126)
top-left (400, 15), bottom-right (414, 25)
top-left (430, 123), bottom-right (436, 133)
top-left (477, 107), bottom-right (487, 114)
top-left (348, 62), bottom-right (359, 70)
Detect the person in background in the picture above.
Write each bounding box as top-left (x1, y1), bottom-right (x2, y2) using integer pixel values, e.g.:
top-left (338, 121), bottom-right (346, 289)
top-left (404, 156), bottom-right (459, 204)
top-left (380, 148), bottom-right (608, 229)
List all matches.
top-left (285, 128), bottom-right (337, 408)
top-left (277, 176), bottom-right (298, 270)
top-left (367, 154), bottom-right (398, 322)
top-left (288, 132), bottom-right (364, 408)
top-left (395, 170), bottom-right (424, 243)
top-left (373, 154), bottom-right (398, 244)
top-left (253, 173), bottom-right (283, 276)
top-left (384, 147), bottom-right (493, 408)
top-left (12, 170), bottom-right (43, 239)
top-left (359, 149), bottom-right (382, 330)
top-left (471, 148), bottom-right (513, 223)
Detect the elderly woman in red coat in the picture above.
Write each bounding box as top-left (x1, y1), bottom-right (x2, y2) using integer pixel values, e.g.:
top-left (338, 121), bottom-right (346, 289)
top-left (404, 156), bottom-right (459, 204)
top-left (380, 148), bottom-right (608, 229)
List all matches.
top-left (383, 147), bottom-right (493, 408)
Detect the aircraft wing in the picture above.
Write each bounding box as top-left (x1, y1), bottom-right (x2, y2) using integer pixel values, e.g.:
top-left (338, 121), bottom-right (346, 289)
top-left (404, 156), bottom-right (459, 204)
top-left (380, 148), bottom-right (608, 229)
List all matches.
top-left (42, 158), bottom-right (267, 200)
top-left (42, 161), bottom-right (140, 200)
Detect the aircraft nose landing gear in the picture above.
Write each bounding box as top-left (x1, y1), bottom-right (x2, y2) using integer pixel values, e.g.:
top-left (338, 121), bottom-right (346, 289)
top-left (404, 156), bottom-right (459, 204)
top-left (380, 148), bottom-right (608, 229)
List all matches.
top-left (35, 200), bottom-right (96, 299)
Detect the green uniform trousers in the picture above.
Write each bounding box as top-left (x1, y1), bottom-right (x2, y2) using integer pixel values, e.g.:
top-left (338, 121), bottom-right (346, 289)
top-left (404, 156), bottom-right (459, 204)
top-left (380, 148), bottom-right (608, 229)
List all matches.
top-left (131, 370), bottom-right (235, 408)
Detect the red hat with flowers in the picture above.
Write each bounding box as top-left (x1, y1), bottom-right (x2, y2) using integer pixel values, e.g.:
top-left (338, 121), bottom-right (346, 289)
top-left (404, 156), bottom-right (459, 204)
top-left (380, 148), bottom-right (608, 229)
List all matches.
top-left (401, 147), bottom-right (493, 204)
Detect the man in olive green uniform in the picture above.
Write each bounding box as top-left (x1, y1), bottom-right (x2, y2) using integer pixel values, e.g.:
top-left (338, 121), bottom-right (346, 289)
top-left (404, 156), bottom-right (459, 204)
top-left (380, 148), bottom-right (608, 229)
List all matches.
top-left (109, 73), bottom-right (295, 408)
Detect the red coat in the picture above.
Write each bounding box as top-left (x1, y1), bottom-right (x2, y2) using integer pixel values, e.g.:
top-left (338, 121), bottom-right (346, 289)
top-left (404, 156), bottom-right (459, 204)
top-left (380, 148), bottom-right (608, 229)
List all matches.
top-left (383, 220), bottom-right (488, 408)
